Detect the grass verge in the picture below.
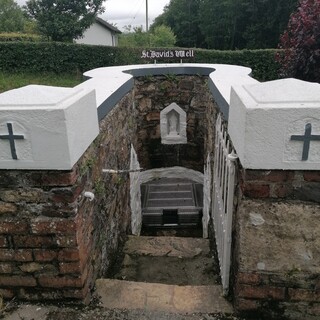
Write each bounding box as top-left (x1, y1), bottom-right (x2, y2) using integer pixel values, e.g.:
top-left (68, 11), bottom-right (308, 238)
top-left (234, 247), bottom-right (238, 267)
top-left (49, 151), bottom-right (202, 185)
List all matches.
top-left (0, 71), bottom-right (83, 93)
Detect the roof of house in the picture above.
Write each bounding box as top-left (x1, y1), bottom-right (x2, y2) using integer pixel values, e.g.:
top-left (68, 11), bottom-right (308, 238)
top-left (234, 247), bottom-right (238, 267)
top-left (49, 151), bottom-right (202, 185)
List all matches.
top-left (95, 17), bottom-right (122, 34)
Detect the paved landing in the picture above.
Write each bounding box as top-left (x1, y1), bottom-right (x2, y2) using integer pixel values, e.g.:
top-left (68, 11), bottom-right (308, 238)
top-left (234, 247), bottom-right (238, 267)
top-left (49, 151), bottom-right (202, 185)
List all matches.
top-left (123, 235), bottom-right (210, 258)
top-left (95, 279), bottom-right (233, 315)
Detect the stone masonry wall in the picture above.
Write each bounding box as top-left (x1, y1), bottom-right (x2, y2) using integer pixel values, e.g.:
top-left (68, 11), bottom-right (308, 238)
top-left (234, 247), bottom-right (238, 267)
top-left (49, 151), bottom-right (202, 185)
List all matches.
top-left (240, 169), bottom-right (320, 203)
top-left (233, 168), bottom-right (320, 319)
top-left (0, 72), bottom-right (217, 303)
top-left (0, 91), bottom-right (137, 302)
top-left (134, 75), bottom-right (215, 172)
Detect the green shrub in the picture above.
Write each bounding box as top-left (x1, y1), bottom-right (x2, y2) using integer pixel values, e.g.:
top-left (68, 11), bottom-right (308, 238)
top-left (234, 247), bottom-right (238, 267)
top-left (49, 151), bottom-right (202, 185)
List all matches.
top-left (0, 42), bottom-right (280, 81)
top-left (0, 33), bottom-right (43, 42)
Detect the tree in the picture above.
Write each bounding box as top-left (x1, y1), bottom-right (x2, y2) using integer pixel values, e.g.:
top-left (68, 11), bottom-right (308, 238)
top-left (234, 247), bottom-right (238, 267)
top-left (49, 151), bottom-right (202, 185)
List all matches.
top-left (152, 0), bottom-right (298, 50)
top-left (198, 0), bottom-right (235, 49)
top-left (24, 0), bottom-right (105, 42)
top-left (0, 0), bottom-right (25, 32)
top-left (149, 25), bottom-right (176, 47)
top-left (151, 0), bottom-right (204, 48)
top-left (119, 26), bottom-right (150, 47)
top-left (239, 0), bottom-right (298, 49)
top-left (277, 0), bottom-right (320, 82)
top-left (119, 25), bottom-right (176, 48)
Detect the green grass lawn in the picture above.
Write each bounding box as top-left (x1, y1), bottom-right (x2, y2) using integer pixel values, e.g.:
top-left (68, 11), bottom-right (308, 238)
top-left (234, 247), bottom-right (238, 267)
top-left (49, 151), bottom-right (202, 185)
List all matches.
top-left (0, 71), bottom-right (83, 93)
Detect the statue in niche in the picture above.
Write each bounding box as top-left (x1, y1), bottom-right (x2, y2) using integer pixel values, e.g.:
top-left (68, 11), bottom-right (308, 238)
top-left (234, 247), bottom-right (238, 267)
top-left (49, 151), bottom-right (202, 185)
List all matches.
top-left (160, 102), bottom-right (187, 144)
top-left (168, 110), bottom-right (179, 136)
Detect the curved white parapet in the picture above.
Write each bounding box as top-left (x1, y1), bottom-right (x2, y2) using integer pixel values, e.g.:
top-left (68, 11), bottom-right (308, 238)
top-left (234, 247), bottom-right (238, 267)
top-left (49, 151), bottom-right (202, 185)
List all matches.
top-left (0, 63), bottom-right (255, 170)
top-left (80, 63), bottom-right (255, 120)
top-left (0, 85), bottom-right (99, 170)
top-left (229, 78), bottom-right (320, 170)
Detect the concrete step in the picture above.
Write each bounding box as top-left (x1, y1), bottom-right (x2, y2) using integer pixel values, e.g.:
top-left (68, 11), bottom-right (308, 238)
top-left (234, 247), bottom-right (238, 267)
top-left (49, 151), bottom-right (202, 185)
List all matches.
top-left (123, 236), bottom-right (210, 258)
top-left (95, 279), bottom-right (233, 315)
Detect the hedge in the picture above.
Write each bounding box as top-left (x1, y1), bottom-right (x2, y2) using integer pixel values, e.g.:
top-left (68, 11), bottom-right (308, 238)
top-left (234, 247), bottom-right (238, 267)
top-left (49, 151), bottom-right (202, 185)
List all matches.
top-left (0, 42), bottom-right (280, 81)
top-left (0, 33), bottom-right (43, 42)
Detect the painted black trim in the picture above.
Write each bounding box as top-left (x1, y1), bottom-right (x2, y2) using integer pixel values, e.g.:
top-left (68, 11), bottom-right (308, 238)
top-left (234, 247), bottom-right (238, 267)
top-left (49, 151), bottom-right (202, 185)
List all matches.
top-left (97, 78), bottom-right (134, 121)
top-left (96, 66), bottom-right (230, 121)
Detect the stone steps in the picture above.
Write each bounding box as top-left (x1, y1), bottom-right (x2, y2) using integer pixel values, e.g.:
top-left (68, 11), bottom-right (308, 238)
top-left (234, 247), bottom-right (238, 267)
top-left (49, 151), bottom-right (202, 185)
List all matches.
top-left (95, 235), bottom-right (233, 316)
top-left (144, 181), bottom-right (195, 208)
top-left (95, 279), bottom-right (233, 315)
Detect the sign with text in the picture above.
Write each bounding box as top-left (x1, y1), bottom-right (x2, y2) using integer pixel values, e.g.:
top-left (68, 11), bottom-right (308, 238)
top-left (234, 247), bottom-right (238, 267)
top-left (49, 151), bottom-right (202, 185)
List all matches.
top-left (141, 49), bottom-right (195, 60)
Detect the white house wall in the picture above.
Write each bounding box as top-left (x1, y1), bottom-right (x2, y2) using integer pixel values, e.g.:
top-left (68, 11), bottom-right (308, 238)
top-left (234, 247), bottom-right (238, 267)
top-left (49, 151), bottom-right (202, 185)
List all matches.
top-left (76, 22), bottom-right (116, 46)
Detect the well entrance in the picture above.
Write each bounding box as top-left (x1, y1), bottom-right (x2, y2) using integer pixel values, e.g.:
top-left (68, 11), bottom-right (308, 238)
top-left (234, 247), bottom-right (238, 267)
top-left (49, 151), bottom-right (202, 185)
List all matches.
top-left (141, 178), bottom-right (203, 229)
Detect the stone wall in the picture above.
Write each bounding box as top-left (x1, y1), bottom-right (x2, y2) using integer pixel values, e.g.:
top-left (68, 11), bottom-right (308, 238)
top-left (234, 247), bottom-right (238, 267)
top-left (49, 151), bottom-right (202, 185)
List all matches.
top-left (240, 169), bottom-right (320, 203)
top-left (134, 75), bottom-right (215, 172)
top-left (233, 168), bottom-right (320, 319)
top-left (227, 76), bottom-right (320, 319)
top-left (0, 91), bottom-right (137, 301)
top-left (0, 72), bottom-right (217, 303)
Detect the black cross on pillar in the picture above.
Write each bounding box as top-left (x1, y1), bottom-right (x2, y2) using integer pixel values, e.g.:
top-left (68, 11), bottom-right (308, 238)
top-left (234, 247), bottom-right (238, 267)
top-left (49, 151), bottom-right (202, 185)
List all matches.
top-left (290, 123), bottom-right (320, 161)
top-left (0, 123), bottom-right (25, 160)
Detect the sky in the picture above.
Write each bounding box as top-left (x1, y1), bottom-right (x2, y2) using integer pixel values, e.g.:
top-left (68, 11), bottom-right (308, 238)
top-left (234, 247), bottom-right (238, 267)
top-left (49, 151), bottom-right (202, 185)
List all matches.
top-left (16, 0), bottom-right (171, 32)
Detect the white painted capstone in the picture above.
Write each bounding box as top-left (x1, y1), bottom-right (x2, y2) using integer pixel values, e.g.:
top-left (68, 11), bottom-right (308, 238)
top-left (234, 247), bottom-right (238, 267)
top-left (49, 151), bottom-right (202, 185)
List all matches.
top-left (160, 102), bottom-right (187, 144)
top-left (229, 78), bottom-right (320, 170)
top-left (0, 85), bottom-right (99, 170)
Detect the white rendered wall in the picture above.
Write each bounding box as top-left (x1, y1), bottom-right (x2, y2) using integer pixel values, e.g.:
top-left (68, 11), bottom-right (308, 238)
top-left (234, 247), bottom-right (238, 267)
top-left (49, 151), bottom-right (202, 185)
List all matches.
top-left (229, 79), bottom-right (320, 170)
top-left (76, 22), bottom-right (116, 46)
top-left (0, 85), bottom-right (99, 170)
top-left (1, 64), bottom-right (253, 171)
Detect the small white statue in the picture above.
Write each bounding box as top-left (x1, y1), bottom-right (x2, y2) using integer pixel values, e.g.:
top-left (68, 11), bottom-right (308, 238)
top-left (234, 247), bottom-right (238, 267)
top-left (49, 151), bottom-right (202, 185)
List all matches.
top-left (168, 112), bottom-right (179, 136)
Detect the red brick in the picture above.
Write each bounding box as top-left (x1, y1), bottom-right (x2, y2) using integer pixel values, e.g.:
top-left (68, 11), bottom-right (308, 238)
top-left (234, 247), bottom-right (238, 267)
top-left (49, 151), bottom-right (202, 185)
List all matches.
top-left (0, 236), bottom-right (8, 247)
top-left (237, 272), bottom-right (261, 285)
top-left (146, 112), bottom-right (160, 121)
top-left (0, 221), bottom-right (29, 234)
top-left (242, 183), bottom-right (270, 198)
top-left (0, 288), bottom-right (14, 299)
top-left (41, 205), bottom-right (77, 218)
top-left (31, 218), bottom-right (76, 235)
top-left (55, 235), bottom-right (77, 247)
top-left (59, 261), bottom-right (82, 274)
top-left (289, 288), bottom-right (320, 302)
top-left (274, 185), bottom-right (293, 198)
top-left (51, 185), bottom-right (84, 203)
top-left (33, 249), bottom-right (58, 262)
top-left (58, 248), bottom-right (80, 262)
top-left (39, 170), bottom-right (78, 186)
top-left (237, 284), bottom-right (285, 300)
top-left (0, 249), bottom-right (33, 262)
top-left (14, 235), bottom-right (55, 248)
top-left (0, 262), bottom-right (14, 273)
top-left (236, 298), bottom-right (259, 311)
top-left (304, 171), bottom-right (320, 182)
top-left (0, 275), bottom-right (36, 287)
top-left (243, 170), bottom-right (294, 182)
top-left (38, 275), bottom-right (83, 288)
